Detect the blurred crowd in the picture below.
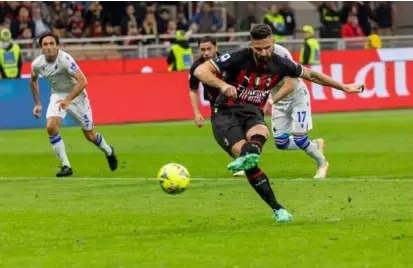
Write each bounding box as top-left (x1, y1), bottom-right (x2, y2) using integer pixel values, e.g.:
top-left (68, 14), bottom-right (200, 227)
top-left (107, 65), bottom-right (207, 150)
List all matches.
top-left (313, 2), bottom-right (396, 38)
top-left (0, 1), bottom-right (397, 45)
top-left (0, 1), bottom-right (236, 46)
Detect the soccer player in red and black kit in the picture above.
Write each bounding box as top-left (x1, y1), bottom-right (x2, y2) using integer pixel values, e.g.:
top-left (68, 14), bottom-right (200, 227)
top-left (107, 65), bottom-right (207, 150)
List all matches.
top-left (189, 36), bottom-right (220, 128)
top-left (189, 36), bottom-right (245, 177)
top-left (194, 24), bottom-right (364, 222)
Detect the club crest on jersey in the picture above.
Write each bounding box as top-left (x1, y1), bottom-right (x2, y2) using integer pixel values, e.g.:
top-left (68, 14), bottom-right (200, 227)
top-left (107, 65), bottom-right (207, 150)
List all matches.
top-left (70, 62), bottom-right (78, 71)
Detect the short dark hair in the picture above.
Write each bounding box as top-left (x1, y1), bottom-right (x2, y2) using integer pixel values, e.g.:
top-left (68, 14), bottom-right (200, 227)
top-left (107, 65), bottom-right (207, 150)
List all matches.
top-left (250, 24), bottom-right (273, 40)
top-left (38, 32), bottom-right (60, 46)
top-left (198, 36), bottom-right (217, 46)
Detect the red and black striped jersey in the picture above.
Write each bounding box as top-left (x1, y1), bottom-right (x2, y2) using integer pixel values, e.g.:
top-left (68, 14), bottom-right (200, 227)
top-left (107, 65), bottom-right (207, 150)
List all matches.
top-left (189, 53), bottom-right (222, 107)
top-left (209, 48), bottom-right (304, 110)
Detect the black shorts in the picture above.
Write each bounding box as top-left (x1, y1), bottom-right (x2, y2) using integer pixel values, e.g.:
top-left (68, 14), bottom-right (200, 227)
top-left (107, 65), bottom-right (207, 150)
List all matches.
top-left (211, 106), bottom-right (267, 156)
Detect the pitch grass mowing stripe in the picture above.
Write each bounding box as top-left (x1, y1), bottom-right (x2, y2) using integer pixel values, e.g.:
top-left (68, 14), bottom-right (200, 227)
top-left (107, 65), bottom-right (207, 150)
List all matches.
top-left (0, 175), bottom-right (412, 182)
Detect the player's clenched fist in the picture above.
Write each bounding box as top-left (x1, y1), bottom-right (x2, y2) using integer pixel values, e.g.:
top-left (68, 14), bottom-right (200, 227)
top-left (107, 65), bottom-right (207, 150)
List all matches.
top-left (343, 84), bottom-right (365, 94)
top-left (33, 104), bottom-right (42, 119)
top-left (220, 84), bottom-right (237, 99)
top-left (194, 112), bottom-right (204, 128)
top-left (58, 99), bottom-right (70, 111)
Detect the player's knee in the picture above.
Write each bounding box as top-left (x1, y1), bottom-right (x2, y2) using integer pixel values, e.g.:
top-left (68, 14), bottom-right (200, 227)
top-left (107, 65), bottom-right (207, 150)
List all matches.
top-left (83, 130), bottom-right (97, 143)
top-left (46, 123), bottom-right (59, 136)
top-left (274, 133), bottom-right (290, 150)
top-left (293, 133), bottom-right (310, 149)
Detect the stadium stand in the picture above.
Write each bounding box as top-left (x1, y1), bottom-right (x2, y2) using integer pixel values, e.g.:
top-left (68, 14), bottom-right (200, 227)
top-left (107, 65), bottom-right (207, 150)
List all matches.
top-left (1, 1), bottom-right (413, 62)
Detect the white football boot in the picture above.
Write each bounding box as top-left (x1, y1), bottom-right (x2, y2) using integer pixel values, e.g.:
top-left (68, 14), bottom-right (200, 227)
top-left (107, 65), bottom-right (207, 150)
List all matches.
top-left (313, 138), bottom-right (329, 179)
top-left (232, 170), bottom-right (246, 177)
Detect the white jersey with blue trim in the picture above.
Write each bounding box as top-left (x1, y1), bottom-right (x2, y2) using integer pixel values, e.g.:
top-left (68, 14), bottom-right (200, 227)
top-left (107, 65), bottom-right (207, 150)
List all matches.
top-left (273, 44), bottom-right (308, 101)
top-left (31, 50), bottom-right (87, 98)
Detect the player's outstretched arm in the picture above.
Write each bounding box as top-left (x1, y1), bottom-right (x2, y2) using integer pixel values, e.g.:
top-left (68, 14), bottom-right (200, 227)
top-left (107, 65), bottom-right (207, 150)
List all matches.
top-left (30, 74), bottom-right (42, 118)
top-left (301, 67), bottom-right (364, 93)
top-left (194, 62), bottom-right (237, 99)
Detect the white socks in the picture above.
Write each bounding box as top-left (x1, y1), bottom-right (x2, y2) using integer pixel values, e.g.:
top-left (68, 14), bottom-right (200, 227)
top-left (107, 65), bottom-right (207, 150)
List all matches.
top-left (94, 133), bottom-right (113, 156)
top-left (303, 141), bottom-right (326, 167)
top-left (49, 133), bottom-right (71, 167)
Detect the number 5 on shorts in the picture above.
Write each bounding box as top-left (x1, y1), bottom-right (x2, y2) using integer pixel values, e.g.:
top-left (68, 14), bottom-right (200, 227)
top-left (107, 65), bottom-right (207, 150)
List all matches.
top-left (297, 111), bottom-right (306, 123)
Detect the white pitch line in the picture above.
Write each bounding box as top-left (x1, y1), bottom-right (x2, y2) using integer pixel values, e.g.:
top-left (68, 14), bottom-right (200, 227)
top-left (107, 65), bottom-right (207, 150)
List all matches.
top-left (0, 176), bottom-right (412, 182)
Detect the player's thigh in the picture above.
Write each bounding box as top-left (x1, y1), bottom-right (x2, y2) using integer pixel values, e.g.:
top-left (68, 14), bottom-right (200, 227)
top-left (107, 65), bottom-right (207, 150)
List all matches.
top-left (271, 103), bottom-right (293, 137)
top-left (244, 110), bottom-right (269, 140)
top-left (46, 94), bottom-right (67, 121)
top-left (291, 95), bottom-right (313, 133)
top-left (211, 112), bottom-right (245, 157)
top-left (67, 98), bottom-right (94, 131)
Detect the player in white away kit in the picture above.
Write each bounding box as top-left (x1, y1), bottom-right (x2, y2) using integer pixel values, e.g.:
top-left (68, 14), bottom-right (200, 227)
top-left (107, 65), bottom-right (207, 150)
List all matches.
top-left (30, 32), bottom-right (118, 177)
top-left (265, 44), bottom-right (330, 178)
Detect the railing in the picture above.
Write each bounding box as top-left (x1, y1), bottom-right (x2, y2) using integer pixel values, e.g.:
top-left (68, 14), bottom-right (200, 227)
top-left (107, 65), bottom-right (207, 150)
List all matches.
top-left (13, 32), bottom-right (413, 61)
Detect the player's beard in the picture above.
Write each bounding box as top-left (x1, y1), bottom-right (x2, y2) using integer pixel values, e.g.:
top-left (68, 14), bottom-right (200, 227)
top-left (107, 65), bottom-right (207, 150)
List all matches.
top-left (256, 54), bottom-right (271, 64)
top-left (203, 55), bottom-right (212, 61)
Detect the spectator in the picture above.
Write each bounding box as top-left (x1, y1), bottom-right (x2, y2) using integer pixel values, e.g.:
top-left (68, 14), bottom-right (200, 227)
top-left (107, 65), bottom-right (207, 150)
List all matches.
top-left (227, 26), bottom-right (236, 42)
top-left (341, 13), bottom-right (364, 38)
top-left (105, 24), bottom-right (116, 37)
top-left (1, 2), bottom-right (20, 22)
top-left (124, 26), bottom-right (143, 46)
top-left (100, 1), bottom-right (126, 35)
top-left (0, 4), bottom-right (4, 24)
top-left (263, 4), bottom-right (287, 42)
top-left (375, 1), bottom-right (396, 36)
top-left (177, 11), bottom-right (189, 31)
top-left (141, 13), bottom-right (158, 44)
top-left (190, 2), bottom-right (222, 33)
top-left (10, 6), bottom-right (34, 39)
top-left (163, 20), bottom-right (177, 44)
top-left (31, 2), bottom-right (52, 26)
top-left (67, 5), bottom-right (85, 38)
top-left (49, 2), bottom-right (69, 37)
top-left (313, 1), bottom-right (341, 38)
top-left (84, 2), bottom-right (106, 38)
top-left (21, 2), bottom-right (32, 13)
top-left (341, 2), bottom-right (373, 36)
top-left (239, 3), bottom-right (257, 32)
top-left (145, 2), bottom-right (156, 14)
top-left (280, 3), bottom-right (296, 37)
top-left (157, 9), bottom-right (170, 35)
top-left (20, 27), bottom-right (33, 48)
top-left (120, 4), bottom-right (139, 35)
top-left (31, 5), bottom-right (51, 38)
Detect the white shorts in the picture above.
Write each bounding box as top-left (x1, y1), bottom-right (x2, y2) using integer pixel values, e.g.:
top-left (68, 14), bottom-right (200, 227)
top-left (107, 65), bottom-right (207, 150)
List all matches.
top-left (46, 93), bottom-right (94, 130)
top-left (271, 89), bottom-right (313, 137)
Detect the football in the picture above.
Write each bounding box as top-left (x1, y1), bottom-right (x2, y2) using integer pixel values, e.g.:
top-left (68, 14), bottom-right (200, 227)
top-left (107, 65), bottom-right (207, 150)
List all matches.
top-left (156, 163), bottom-right (190, 194)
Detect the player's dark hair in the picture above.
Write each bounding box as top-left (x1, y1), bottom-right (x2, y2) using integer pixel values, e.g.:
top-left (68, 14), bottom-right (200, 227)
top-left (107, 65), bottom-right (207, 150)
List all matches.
top-left (38, 32), bottom-right (60, 46)
top-left (250, 24), bottom-right (273, 40)
top-left (198, 36), bottom-right (217, 46)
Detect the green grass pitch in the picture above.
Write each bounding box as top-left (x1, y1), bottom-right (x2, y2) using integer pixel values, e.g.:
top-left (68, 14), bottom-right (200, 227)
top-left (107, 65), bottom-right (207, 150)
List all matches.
top-left (0, 109), bottom-right (412, 267)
